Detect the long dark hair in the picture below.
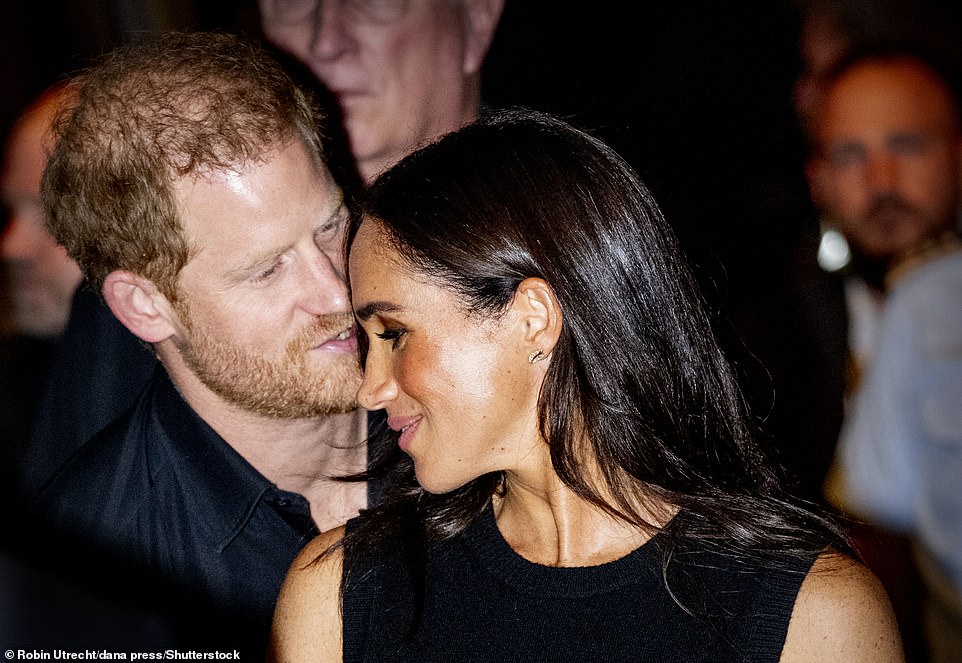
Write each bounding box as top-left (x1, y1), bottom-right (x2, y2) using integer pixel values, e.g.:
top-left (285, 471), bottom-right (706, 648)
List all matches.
top-left (341, 108), bottom-right (844, 580)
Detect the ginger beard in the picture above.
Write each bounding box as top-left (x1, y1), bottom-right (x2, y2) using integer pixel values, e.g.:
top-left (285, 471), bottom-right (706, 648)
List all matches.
top-left (172, 301), bottom-right (362, 418)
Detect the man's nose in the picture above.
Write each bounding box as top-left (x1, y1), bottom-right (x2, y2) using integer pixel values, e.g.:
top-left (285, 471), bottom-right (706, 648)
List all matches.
top-left (300, 246), bottom-right (350, 315)
top-left (1, 213), bottom-right (44, 261)
top-left (866, 152), bottom-right (898, 194)
top-left (310, 1), bottom-right (356, 62)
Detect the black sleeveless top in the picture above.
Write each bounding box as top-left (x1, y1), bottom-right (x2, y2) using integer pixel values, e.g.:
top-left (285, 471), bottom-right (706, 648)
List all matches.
top-left (342, 506), bottom-right (817, 662)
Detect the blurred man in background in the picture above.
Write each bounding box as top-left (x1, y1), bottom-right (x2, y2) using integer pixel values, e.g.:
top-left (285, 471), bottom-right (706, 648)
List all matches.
top-left (0, 86), bottom-right (82, 492)
top-left (807, 49), bottom-right (962, 387)
top-left (1, 85), bottom-right (82, 341)
top-left (808, 48), bottom-right (962, 663)
top-left (258, 0), bottom-right (503, 182)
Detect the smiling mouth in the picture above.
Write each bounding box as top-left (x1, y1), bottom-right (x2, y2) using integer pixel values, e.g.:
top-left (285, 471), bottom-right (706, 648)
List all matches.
top-left (312, 326), bottom-right (357, 353)
top-left (387, 416), bottom-right (421, 452)
top-left (323, 325), bottom-right (354, 342)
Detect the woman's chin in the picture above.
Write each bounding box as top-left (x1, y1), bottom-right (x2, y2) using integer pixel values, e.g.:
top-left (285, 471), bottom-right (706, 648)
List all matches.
top-left (415, 467), bottom-right (472, 496)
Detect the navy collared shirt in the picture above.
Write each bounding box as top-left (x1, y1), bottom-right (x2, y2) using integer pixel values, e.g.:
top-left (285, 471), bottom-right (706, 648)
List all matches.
top-left (36, 366), bottom-right (382, 654)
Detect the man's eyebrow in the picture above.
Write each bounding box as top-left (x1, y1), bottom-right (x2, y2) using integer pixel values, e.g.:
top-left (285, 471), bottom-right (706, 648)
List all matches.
top-left (220, 245), bottom-right (288, 283)
top-left (225, 193), bottom-right (348, 280)
top-left (354, 301), bottom-right (403, 321)
top-left (319, 191), bottom-right (348, 230)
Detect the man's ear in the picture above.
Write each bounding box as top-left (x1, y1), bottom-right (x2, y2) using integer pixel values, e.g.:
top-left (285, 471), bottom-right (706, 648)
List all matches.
top-left (102, 270), bottom-right (179, 344)
top-left (512, 277), bottom-right (562, 358)
top-left (462, 0), bottom-right (505, 77)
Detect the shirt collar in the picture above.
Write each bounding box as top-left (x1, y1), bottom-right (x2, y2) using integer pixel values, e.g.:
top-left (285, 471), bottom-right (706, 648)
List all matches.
top-left (146, 369), bottom-right (305, 550)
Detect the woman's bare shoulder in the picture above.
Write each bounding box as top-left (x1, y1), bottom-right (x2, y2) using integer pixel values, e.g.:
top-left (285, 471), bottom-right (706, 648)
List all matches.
top-left (779, 552), bottom-right (904, 663)
top-left (268, 526), bottom-right (346, 663)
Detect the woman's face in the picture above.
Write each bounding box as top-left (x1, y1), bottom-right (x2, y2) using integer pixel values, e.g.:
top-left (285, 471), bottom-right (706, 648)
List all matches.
top-left (349, 219), bottom-right (544, 494)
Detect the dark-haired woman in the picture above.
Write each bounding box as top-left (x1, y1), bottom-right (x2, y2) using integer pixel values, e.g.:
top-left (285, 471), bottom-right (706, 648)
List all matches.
top-left (270, 110), bottom-right (902, 662)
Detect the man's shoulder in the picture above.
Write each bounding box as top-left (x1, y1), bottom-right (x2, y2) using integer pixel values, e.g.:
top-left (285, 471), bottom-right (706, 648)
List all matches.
top-left (889, 249), bottom-right (962, 309)
top-left (884, 250), bottom-right (962, 353)
top-left (35, 388), bottom-right (174, 532)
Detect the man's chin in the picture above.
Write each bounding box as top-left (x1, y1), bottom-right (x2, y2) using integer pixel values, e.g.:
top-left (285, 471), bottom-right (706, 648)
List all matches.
top-left (194, 363), bottom-right (361, 420)
top-left (12, 307), bottom-right (67, 339)
top-left (230, 392), bottom-right (359, 420)
top-left (861, 235), bottom-right (925, 261)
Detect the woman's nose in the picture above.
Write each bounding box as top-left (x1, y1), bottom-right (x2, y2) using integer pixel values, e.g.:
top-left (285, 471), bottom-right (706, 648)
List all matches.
top-left (357, 345), bottom-right (397, 410)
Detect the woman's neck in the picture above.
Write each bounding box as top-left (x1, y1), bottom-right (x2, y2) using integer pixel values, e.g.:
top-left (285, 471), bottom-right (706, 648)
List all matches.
top-left (492, 466), bottom-right (674, 568)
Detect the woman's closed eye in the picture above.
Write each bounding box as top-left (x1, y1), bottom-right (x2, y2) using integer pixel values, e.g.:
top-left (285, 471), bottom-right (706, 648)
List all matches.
top-left (375, 327), bottom-right (407, 350)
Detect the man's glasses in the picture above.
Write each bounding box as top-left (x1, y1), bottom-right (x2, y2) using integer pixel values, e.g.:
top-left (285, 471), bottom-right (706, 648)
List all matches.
top-left (264, 0), bottom-right (410, 26)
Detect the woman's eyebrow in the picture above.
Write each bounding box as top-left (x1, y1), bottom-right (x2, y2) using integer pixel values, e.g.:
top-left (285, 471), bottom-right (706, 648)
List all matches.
top-left (354, 301), bottom-right (403, 321)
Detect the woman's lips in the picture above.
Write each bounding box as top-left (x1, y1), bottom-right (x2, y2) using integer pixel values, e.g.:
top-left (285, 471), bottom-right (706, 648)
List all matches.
top-left (387, 415), bottom-right (422, 452)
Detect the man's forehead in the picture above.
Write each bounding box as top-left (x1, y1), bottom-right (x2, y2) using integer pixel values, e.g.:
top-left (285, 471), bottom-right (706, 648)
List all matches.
top-left (173, 141), bottom-right (339, 247)
top-left (819, 64), bottom-right (961, 141)
top-left (829, 60), bottom-right (955, 114)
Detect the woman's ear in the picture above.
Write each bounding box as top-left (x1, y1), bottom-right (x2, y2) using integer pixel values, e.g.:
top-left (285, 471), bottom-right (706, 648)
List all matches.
top-left (513, 277), bottom-right (562, 358)
top-left (102, 270), bottom-right (179, 344)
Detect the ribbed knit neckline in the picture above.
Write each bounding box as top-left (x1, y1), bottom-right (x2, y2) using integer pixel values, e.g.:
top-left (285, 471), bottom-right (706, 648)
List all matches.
top-left (457, 504), bottom-right (669, 599)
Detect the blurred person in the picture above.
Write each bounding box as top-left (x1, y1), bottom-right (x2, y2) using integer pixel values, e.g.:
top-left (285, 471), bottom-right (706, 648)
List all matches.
top-left (752, 0), bottom-right (962, 516)
top-left (257, 0), bottom-right (504, 183)
top-left (792, 14), bottom-right (962, 657)
top-left (807, 49), bottom-right (962, 386)
top-left (839, 218), bottom-right (962, 663)
top-left (0, 87), bottom-right (170, 652)
top-left (792, 1), bottom-right (961, 397)
top-left (0, 86), bottom-right (83, 505)
top-left (795, 2), bottom-right (962, 392)
top-left (270, 109), bottom-right (903, 663)
top-left (793, 0), bottom-right (962, 137)
top-left (1, 85), bottom-right (82, 340)
top-left (808, 48), bottom-right (962, 662)
top-left (35, 32), bottom-right (380, 656)
top-left (793, 0), bottom-right (852, 136)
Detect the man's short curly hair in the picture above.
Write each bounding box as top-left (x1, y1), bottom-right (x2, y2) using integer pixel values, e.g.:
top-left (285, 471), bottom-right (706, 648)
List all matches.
top-left (42, 31), bottom-right (327, 301)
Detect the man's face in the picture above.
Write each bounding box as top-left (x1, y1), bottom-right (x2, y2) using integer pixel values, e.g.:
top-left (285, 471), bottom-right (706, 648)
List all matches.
top-left (0, 105), bottom-right (82, 338)
top-left (168, 138), bottom-right (361, 418)
top-left (259, 0), bottom-right (475, 182)
top-left (811, 58), bottom-right (962, 262)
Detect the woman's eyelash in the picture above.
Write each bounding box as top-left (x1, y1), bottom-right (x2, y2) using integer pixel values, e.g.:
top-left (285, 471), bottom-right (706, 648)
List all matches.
top-left (375, 328), bottom-right (406, 349)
